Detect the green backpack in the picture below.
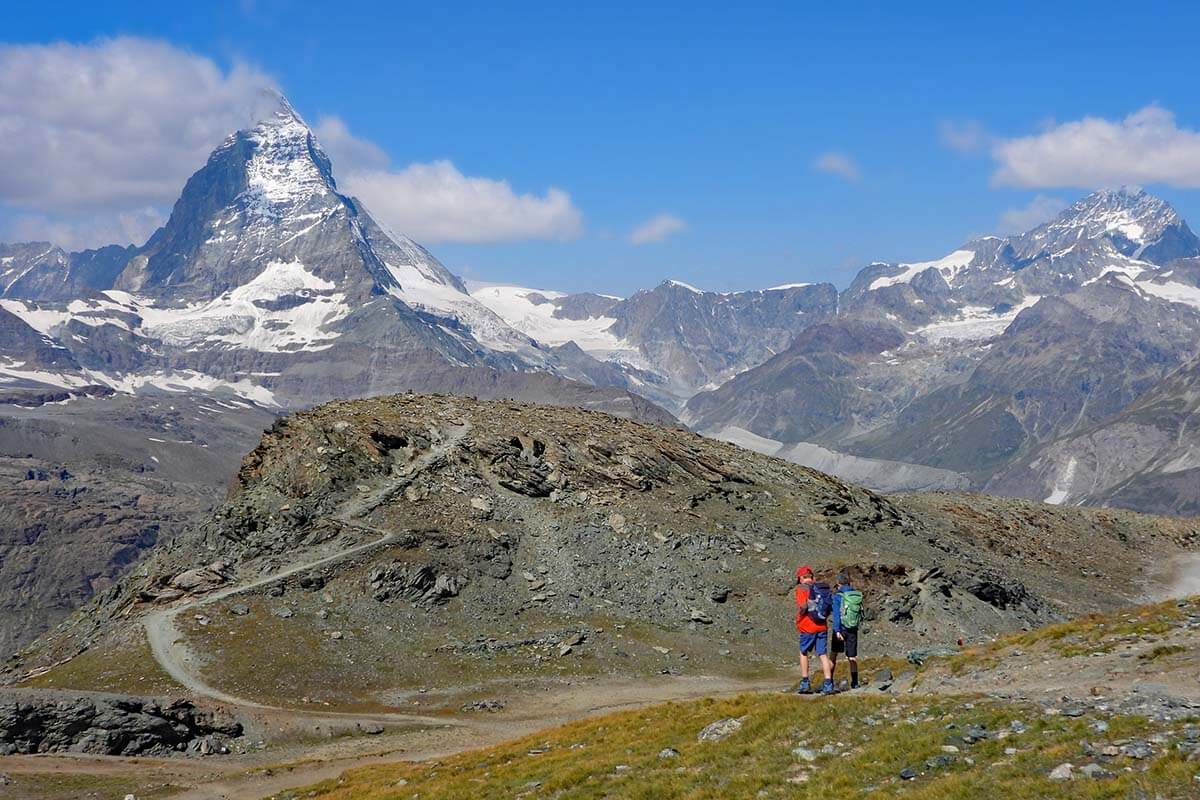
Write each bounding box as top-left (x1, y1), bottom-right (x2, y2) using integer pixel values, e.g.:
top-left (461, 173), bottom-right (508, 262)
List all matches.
top-left (840, 590), bottom-right (864, 629)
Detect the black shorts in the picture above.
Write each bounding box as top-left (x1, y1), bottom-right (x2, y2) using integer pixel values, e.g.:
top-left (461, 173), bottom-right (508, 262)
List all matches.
top-left (832, 628), bottom-right (858, 657)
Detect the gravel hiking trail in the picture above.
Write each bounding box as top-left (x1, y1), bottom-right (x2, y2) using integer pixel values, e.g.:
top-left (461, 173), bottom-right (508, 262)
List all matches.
top-left (143, 422), bottom-right (473, 724)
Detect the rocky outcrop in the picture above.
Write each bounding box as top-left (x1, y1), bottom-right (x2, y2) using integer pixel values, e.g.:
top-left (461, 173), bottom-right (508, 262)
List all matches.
top-left (368, 563), bottom-right (465, 606)
top-left (605, 280), bottom-right (839, 396)
top-left (0, 688), bottom-right (241, 756)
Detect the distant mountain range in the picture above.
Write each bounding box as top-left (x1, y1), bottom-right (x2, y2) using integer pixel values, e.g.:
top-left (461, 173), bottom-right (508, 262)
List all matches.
top-left (682, 188), bottom-right (1200, 515)
top-left (2, 95), bottom-right (1199, 516)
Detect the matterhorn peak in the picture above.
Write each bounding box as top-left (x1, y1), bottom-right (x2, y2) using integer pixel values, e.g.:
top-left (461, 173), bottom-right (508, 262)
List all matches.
top-left (236, 87), bottom-right (310, 132)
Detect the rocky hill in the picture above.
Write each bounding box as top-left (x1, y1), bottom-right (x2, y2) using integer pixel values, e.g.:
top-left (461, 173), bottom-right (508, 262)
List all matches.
top-left (0, 95), bottom-right (671, 660)
top-left (11, 395), bottom-right (1194, 715)
top-left (987, 353), bottom-right (1200, 516)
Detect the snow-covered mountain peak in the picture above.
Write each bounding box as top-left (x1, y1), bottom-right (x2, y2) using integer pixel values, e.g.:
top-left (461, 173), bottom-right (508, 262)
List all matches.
top-left (1017, 187), bottom-right (1198, 264)
top-left (257, 90), bottom-right (307, 128)
top-left (1052, 187), bottom-right (1174, 242)
top-left (238, 96), bottom-right (336, 221)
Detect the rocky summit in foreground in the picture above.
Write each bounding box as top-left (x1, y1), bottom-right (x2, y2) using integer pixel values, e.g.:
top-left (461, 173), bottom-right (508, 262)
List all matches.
top-left (10, 395), bottom-right (1195, 714)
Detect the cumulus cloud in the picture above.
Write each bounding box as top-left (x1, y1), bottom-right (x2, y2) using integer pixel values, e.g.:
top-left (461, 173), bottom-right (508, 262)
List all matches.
top-left (313, 115), bottom-right (390, 175)
top-left (812, 152), bottom-right (862, 183)
top-left (996, 194), bottom-right (1068, 235)
top-left (991, 106), bottom-right (1200, 188)
top-left (940, 119), bottom-right (989, 154)
top-left (0, 39), bottom-right (583, 248)
top-left (0, 37), bottom-right (276, 248)
top-left (5, 208), bottom-right (167, 251)
top-left (342, 161), bottom-right (583, 244)
top-left (628, 213), bottom-right (686, 245)
top-left (0, 37), bottom-right (275, 213)
top-left (321, 114), bottom-right (584, 243)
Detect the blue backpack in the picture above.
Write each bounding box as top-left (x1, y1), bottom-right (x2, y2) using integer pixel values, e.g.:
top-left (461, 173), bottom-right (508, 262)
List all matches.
top-left (806, 582), bottom-right (834, 623)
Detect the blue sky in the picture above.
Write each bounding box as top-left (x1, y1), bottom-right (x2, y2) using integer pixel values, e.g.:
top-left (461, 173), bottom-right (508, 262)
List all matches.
top-left (4, 1), bottom-right (1200, 294)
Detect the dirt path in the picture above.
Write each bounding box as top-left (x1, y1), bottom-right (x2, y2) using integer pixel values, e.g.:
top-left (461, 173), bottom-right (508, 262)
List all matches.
top-left (4, 673), bottom-right (785, 800)
top-left (143, 422), bottom-right (471, 721)
top-left (143, 529), bottom-right (413, 711)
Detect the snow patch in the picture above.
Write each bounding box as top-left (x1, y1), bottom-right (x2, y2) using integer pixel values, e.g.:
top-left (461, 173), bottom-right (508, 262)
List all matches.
top-left (0, 301), bottom-right (71, 335)
top-left (869, 250), bottom-right (975, 291)
top-left (914, 296), bottom-right (1040, 343)
top-left (89, 370), bottom-right (278, 407)
top-left (1043, 456), bottom-right (1079, 505)
top-left (0, 359), bottom-right (88, 389)
top-left (1137, 279), bottom-right (1200, 310)
top-left (469, 283), bottom-right (634, 355)
top-left (138, 261), bottom-right (349, 352)
top-left (1082, 263), bottom-right (1147, 286)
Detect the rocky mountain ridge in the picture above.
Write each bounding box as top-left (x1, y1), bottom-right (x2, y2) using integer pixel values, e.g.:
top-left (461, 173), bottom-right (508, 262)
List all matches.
top-left (684, 189), bottom-right (1200, 513)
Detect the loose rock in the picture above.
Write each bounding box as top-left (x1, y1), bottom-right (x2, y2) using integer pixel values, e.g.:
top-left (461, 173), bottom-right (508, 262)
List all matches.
top-left (698, 717), bottom-right (743, 742)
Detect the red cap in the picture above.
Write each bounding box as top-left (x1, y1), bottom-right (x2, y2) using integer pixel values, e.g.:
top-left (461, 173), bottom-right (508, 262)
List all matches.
top-left (796, 565), bottom-right (814, 579)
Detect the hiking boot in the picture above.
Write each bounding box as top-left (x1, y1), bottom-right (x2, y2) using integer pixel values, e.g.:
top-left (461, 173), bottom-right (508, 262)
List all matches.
top-left (796, 678), bottom-right (811, 694)
top-left (819, 679), bottom-right (837, 695)
top-left (850, 679), bottom-right (860, 690)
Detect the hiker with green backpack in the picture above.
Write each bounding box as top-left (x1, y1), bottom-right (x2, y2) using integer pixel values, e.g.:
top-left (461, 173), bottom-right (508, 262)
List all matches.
top-left (830, 573), bottom-right (864, 689)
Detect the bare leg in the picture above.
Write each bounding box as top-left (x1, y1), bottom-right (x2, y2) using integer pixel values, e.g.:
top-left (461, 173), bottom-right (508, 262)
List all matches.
top-left (799, 652), bottom-right (810, 680)
top-left (819, 654), bottom-right (833, 681)
top-left (848, 656), bottom-right (859, 687)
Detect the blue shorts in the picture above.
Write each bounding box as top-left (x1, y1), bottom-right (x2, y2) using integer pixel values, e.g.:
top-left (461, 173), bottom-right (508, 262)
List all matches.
top-left (799, 632), bottom-right (827, 656)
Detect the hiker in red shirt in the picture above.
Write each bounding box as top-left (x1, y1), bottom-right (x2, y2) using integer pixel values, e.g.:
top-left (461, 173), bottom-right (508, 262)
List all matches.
top-left (794, 565), bottom-right (835, 695)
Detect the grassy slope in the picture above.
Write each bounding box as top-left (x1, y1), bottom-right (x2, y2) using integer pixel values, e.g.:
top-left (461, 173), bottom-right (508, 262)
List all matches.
top-left (297, 693), bottom-right (1196, 800)
top-left (16, 625), bottom-right (185, 696)
top-left (294, 597), bottom-right (1200, 800)
top-left (938, 595), bottom-right (1197, 677)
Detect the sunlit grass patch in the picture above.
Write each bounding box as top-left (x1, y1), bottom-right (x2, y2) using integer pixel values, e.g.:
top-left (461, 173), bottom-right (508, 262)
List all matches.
top-left (17, 626), bottom-right (185, 696)
top-left (294, 690), bottom-right (1195, 800)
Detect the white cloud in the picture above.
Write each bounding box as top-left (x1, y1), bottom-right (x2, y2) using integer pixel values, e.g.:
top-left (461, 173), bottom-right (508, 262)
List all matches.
top-left (991, 105), bottom-right (1200, 188)
top-left (628, 213), bottom-right (686, 245)
top-left (342, 161), bottom-right (583, 244)
top-left (6, 208), bottom-right (166, 251)
top-left (0, 37), bottom-right (276, 249)
top-left (312, 115), bottom-right (389, 175)
top-left (0, 38), bottom-right (276, 213)
top-left (996, 194), bottom-right (1067, 235)
top-left (940, 119), bottom-right (989, 154)
top-left (812, 152), bottom-right (862, 183)
top-left (0, 39), bottom-right (581, 249)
